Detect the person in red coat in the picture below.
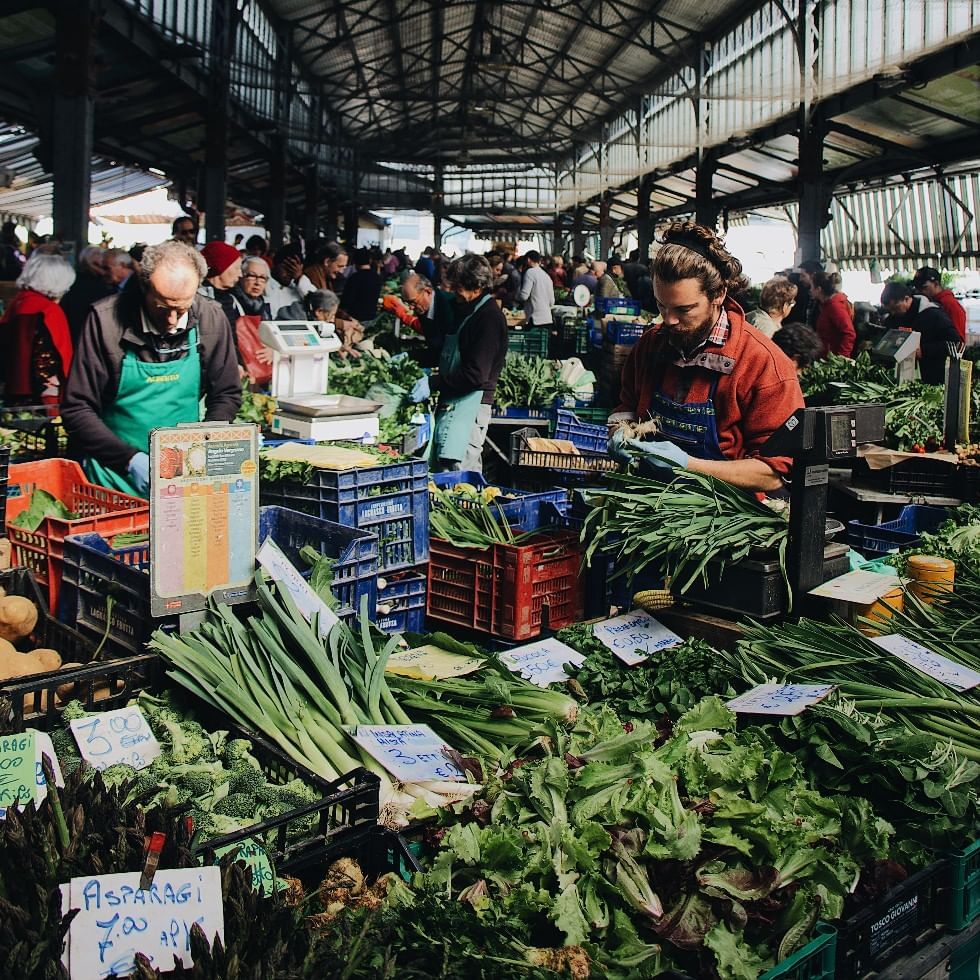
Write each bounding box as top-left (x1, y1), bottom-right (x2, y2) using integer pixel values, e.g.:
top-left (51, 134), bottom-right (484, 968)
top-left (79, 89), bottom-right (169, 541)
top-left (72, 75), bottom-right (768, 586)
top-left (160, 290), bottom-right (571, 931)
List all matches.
top-left (609, 221), bottom-right (804, 494)
top-left (912, 266), bottom-right (967, 343)
top-left (0, 250), bottom-right (75, 408)
top-left (811, 271), bottom-right (855, 357)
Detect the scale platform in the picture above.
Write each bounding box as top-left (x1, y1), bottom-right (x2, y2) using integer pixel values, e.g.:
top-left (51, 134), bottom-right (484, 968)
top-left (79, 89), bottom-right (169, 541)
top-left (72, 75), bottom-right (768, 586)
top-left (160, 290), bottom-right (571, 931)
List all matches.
top-left (271, 394), bottom-right (383, 442)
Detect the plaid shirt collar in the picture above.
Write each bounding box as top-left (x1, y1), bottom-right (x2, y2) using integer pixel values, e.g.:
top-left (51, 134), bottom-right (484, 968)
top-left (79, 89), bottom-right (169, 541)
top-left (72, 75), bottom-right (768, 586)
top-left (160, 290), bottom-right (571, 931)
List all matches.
top-left (667, 308), bottom-right (730, 365)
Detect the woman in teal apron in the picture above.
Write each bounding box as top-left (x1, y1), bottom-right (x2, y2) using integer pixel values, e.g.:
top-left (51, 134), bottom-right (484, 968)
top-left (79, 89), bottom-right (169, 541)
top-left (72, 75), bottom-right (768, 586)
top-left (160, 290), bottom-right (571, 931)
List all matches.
top-left (84, 328), bottom-right (202, 497)
top-left (429, 294), bottom-right (492, 469)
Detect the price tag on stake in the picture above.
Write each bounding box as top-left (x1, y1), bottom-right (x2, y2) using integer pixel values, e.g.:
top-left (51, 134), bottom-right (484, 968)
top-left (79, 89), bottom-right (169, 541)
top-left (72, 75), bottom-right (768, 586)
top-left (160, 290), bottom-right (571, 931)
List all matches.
top-left (0, 730), bottom-right (63, 818)
top-left (592, 609), bottom-right (683, 665)
top-left (499, 638), bottom-right (585, 687)
top-left (69, 706), bottom-right (162, 772)
top-left (214, 840), bottom-right (276, 895)
top-left (871, 634), bottom-right (980, 691)
top-left (64, 867), bottom-right (223, 979)
top-left (0, 731), bottom-right (36, 815)
top-left (726, 684), bottom-right (835, 716)
top-left (351, 725), bottom-right (464, 782)
top-left (256, 539), bottom-right (339, 636)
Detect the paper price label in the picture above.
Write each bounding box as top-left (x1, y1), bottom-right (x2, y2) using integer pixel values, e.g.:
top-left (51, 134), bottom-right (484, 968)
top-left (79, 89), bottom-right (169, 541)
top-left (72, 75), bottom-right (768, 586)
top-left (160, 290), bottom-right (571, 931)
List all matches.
top-left (809, 569), bottom-right (903, 603)
top-left (386, 645), bottom-right (484, 680)
top-left (500, 638), bottom-right (584, 687)
top-left (70, 706), bottom-right (162, 772)
top-left (214, 840), bottom-right (275, 895)
top-left (593, 610), bottom-right (683, 665)
top-left (0, 730), bottom-right (65, 819)
top-left (726, 684), bottom-right (835, 716)
top-left (257, 539), bottom-right (339, 636)
top-left (871, 634), bottom-right (980, 691)
top-left (64, 867), bottom-right (223, 979)
top-left (352, 725), bottom-right (464, 782)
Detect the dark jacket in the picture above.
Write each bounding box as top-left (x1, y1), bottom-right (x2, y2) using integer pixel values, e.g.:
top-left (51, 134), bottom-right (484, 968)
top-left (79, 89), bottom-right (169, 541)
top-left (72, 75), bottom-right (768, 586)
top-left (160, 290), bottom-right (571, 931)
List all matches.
top-left (885, 296), bottom-right (960, 385)
top-left (60, 272), bottom-right (113, 343)
top-left (418, 288), bottom-right (455, 367)
top-left (62, 284), bottom-right (242, 474)
top-left (340, 269), bottom-right (383, 322)
top-left (434, 293), bottom-right (507, 406)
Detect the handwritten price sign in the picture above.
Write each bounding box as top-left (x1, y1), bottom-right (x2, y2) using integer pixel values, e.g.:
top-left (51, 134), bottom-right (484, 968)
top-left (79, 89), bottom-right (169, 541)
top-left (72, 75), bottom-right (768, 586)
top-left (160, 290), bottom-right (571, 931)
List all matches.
top-left (871, 634), bottom-right (980, 692)
top-left (214, 840), bottom-right (275, 896)
top-left (726, 684), bottom-right (835, 716)
top-left (593, 610), bottom-right (683, 665)
top-left (352, 725), bottom-right (464, 782)
top-left (0, 730), bottom-right (65, 819)
top-left (69, 707), bottom-right (162, 772)
top-left (500, 638), bottom-right (584, 687)
top-left (64, 868), bottom-right (223, 979)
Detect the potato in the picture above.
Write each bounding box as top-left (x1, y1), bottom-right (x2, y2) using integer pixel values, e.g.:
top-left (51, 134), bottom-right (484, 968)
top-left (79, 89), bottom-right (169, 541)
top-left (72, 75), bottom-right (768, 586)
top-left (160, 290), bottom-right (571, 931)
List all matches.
top-left (28, 648), bottom-right (62, 673)
top-left (0, 595), bottom-right (39, 642)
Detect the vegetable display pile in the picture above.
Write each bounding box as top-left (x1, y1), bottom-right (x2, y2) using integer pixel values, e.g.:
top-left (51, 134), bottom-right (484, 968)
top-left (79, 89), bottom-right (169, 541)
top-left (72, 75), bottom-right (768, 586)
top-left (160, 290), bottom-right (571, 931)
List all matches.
top-left (891, 503), bottom-right (980, 576)
top-left (429, 485), bottom-right (536, 548)
top-left (8, 489), bottom-right (79, 531)
top-left (799, 352), bottom-right (891, 402)
top-left (495, 355), bottom-right (576, 411)
top-left (234, 379), bottom-right (277, 428)
top-left (583, 472), bottom-right (790, 598)
top-left (420, 700), bottom-right (893, 979)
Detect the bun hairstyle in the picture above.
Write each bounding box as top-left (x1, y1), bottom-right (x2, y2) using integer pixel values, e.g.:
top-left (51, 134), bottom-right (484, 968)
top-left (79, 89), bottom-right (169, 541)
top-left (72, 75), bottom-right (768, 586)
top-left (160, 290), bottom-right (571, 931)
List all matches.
top-left (810, 270), bottom-right (842, 295)
top-left (652, 220), bottom-right (748, 299)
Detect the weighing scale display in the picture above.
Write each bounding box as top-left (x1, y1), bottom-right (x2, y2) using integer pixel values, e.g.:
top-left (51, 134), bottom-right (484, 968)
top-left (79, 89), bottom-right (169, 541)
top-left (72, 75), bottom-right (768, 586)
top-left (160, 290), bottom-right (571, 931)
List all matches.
top-left (828, 413), bottom-right (853, 454)
top-left (874, 329), bottom-right (913, 359)
top-left (278, 327), bottom-right (322, 348)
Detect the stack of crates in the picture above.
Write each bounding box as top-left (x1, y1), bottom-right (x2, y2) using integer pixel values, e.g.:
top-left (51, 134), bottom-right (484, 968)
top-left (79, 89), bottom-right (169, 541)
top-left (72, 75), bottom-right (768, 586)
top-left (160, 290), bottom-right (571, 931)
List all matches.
top-left (260, 455), bottom-right (430, 634)
top-left (505, 326), bottom-right (549, 357)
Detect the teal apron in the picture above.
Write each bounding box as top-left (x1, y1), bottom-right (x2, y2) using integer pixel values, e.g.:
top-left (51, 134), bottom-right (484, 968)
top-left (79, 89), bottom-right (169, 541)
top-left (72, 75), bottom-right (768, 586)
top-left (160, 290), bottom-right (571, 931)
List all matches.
top-left (85, 327), bottom-right (202, 498)
top-left (429, 295), bottom-right (491, 463)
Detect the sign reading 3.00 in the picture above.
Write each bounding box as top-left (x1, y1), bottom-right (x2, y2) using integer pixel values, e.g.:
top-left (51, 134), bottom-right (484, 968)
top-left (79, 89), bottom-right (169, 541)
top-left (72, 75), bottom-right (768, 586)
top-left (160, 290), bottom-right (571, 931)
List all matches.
top-left (69, 707), bottom-right (162, 772)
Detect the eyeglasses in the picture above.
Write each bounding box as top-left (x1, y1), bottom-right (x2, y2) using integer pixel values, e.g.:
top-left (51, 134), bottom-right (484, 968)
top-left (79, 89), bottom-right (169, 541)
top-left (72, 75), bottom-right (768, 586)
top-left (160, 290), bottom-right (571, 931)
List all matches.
top-left (243, 274), bottom-right (268, 282)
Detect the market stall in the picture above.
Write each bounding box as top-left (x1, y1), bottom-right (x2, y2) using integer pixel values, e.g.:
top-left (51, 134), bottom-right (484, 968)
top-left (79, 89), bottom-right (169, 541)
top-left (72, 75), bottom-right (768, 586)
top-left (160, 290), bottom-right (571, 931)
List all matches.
top-left (1, 286), bottom-right (978, 980)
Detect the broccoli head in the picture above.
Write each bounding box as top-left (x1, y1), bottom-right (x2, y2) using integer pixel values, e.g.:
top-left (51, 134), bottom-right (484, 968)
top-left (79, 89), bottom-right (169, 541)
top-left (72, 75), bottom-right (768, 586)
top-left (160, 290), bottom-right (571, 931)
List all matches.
top-left (223, 738), bottom-right (260, 768)
top-left (60, 700), bottom-right (91, 723)
top-left (229, 764), bottom-right (269, 797)
top-left (212, 792), bottom-right (260, 821)
top-left (256, 778), bottom-right (319, 811)
top-left (99, 763), bottom-right (137, 790)
top-left (195, 811), bottom-right (253, 843)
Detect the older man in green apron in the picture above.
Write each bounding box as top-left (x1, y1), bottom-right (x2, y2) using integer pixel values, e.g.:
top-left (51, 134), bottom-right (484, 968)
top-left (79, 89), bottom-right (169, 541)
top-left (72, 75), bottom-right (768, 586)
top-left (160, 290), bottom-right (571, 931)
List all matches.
top-left (61, 240), bottom-right (241, 497)
top-left (428, 254), bottom-right (508, 473)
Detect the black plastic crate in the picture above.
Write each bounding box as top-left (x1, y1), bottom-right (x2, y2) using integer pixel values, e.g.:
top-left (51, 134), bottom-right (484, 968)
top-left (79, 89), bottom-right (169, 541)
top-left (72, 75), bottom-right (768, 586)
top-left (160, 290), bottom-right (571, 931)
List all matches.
top-left (0, 404), bottom-right (68, 461)
top-left (0, 653), bottom-right (162, 732)
top-left (852, 456), bottom-right (958, 496)
top-left (835, 859), bottom-right (949, 979)
top-left (958, 465), bottom-right (980, 503)
top-left (192, 727), bottom-right (381, 878)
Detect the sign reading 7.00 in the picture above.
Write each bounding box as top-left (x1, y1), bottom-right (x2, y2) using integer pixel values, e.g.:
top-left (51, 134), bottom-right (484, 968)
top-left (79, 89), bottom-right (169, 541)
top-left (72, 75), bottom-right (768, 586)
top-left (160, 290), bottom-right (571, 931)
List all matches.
top-left (69, 707), bottom-right (162, 772)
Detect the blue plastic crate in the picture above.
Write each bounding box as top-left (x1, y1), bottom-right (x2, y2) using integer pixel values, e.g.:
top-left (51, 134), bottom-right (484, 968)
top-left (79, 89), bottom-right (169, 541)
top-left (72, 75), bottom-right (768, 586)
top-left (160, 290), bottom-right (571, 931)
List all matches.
top-left (605, 319), bottom-right (646, 345)
top-left (375, 568), bottom-right (427, 634)
top-left (594, 297), bottom-right (641, 316)
top-left (260, 458), bottom-right (429, 572)
top-left (553, 409), bottom-right (609, 454)
top-left (430, 472), bottom-right (567, 531)
top-left (493, 406), bottom-right (552, 420)
top-left (847, 504), bottom-right (948, 558)
top-left (60, 507), bottom-right (378, 658)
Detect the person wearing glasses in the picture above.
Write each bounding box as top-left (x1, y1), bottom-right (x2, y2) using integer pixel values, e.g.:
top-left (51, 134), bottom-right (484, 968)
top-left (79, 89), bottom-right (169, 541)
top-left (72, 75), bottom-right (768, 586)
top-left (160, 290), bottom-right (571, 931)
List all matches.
top-left (61, 240), bottom-right (241, 498)
top-left (233, 256), bottom-right (273, 319)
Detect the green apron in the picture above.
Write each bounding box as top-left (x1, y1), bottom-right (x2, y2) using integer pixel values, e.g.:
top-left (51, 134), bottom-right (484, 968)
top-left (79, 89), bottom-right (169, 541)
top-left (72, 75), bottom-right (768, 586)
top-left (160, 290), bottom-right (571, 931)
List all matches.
top-left (429, 294), bottom-right (491, 464)
top-left (85, 327), bottom-right (202, 498)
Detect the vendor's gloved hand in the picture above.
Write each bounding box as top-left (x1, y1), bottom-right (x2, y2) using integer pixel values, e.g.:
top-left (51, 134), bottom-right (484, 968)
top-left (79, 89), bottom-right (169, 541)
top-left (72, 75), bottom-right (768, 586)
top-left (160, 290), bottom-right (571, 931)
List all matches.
top-left (127, 452), bottom-right (151, 495)
top-left (607, 426), bottom-right (631, 463)
top-left (409, 375), bottom-right (431, 403)
top-left (626, 438), bottom-right (689, 472)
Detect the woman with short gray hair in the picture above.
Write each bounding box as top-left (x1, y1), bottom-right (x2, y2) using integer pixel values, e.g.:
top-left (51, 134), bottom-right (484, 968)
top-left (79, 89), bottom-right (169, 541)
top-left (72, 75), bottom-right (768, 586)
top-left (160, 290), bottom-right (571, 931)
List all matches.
top-left (0, 251), bottom-right (76, 407)
top-left (429, 253), bottom-right (508, 473)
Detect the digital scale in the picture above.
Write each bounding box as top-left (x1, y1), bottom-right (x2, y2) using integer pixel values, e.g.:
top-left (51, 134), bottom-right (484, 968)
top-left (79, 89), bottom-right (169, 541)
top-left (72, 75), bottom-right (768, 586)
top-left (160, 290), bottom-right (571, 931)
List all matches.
top-left (257, 320), bottom-right (383, 441)
top-left (872, 328), bottom-right (920, 383)
top-left (763, 403), bottom-right (886, 614)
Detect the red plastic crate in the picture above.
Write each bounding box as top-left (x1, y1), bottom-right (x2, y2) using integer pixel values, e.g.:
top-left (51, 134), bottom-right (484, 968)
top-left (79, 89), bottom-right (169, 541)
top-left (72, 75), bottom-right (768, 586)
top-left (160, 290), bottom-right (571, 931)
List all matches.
top-left (5, 459), bottom-right (149, 613)
top-left (427, 531), bottom-right (583, 640)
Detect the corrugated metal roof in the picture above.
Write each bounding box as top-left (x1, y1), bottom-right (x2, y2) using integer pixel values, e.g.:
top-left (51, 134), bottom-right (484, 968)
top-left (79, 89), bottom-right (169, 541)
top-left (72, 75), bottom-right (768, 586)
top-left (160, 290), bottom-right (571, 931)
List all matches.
top-left (0, 124), bottom-right (167, 225)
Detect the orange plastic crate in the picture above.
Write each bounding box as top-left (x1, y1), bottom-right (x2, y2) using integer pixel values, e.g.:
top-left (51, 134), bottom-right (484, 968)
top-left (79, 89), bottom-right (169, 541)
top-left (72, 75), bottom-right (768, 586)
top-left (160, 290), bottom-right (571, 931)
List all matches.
top-left (5, 459), bottom-right (149, 614)
top-left (427, 531), bottom-right (583, 640)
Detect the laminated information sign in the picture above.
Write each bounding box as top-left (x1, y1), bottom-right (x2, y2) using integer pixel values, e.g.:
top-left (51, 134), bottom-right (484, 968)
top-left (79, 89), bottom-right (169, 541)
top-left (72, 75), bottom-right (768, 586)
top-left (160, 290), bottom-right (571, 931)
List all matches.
top-left (150, 423), bottom-right (259, 616)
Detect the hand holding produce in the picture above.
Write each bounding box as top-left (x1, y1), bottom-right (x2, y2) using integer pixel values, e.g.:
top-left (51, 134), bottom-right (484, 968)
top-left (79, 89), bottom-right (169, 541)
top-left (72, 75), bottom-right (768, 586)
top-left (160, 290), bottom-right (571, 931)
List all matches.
top-left (409, 375), bottom-right (430, 403)
top-left (624, 436), bottom-right (689, 472)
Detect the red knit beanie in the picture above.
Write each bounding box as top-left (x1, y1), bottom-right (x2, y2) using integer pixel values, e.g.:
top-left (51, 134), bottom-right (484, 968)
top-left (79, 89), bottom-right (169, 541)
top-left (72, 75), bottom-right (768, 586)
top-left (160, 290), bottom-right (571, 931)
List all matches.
top-left (201, 240), bottom-right (241, 277)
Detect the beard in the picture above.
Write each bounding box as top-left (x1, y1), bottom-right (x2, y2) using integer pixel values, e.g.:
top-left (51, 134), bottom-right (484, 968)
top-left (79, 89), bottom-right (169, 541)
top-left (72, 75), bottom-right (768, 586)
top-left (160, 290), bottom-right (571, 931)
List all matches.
top-left (665, 308), bottom-right (718, 355)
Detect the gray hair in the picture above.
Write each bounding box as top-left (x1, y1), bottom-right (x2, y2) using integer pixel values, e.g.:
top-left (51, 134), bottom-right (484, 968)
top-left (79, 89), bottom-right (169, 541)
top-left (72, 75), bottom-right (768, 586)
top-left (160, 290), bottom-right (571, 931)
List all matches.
top-left (78, 245), bottom-right (105, 276)
top-left (16, 251), bottom-right (76, 300)
top-left (446, 253), bottom-right (493, 292)
top-left (104, 247), bottom-right (134, 270)
top-left (305, 289), bottom-right (339, 315)
top-left (401, 272), bottom-right (431, 291)
top-left (241, 255), bottom-right (271, 277)
top-left (139, 240), bottom-right (206, 287)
